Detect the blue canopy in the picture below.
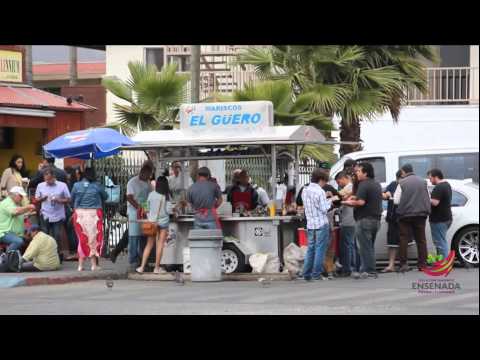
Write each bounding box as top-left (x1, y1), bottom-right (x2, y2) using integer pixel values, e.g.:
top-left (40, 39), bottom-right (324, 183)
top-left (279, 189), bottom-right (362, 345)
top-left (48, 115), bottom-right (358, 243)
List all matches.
top-left (43, 128), bottom-right (136, 160)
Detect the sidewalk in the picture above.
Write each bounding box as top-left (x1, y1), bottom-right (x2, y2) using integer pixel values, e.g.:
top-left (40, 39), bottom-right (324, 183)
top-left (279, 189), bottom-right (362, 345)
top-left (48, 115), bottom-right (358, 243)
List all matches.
top-left (0, 254), bottom-right (129, 288)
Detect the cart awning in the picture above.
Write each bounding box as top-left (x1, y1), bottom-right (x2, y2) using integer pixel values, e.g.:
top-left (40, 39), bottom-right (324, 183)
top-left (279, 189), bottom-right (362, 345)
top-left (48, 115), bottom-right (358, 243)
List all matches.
top-left (127, 125), bottom-right (329, 149)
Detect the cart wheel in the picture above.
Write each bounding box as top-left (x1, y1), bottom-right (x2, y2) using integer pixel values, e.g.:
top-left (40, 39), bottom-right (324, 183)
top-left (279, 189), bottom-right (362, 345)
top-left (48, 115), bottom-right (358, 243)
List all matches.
top-left (221, 243), bottom-right (250, 273)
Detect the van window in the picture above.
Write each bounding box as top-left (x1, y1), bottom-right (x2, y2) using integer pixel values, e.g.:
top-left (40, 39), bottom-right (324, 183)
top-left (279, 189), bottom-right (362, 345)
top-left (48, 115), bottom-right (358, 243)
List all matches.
top-left (436, 153), bottom-right (479, 181)
top-left (357, 157), bottom-right (386, 183)
top-left (399, 155), bottom-right (435, 178)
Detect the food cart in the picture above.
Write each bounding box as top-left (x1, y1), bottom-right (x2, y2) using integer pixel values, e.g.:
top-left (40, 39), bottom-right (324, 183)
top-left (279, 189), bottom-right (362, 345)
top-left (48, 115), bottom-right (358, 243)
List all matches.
top-left (125, 101), bottom-right (331, 273)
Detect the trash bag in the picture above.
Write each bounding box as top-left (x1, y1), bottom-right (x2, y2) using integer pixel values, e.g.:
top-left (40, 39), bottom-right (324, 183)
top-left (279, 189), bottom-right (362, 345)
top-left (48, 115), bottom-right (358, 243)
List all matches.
top-left (283, 243), bottom-right (307, 274)
top-left (249, 253), bottom-right (280, 273)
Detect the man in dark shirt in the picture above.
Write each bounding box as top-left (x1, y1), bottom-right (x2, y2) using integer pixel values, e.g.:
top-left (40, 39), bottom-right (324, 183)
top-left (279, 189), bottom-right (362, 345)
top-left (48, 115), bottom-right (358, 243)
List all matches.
top-left (28, 157), bottom-right (68, 194)
top-left (226, 169), bottom-right (258, 212)
top-left (428, 168), bottom-right (452, 260)
top-left (342, 162), bottom-right (382, 278)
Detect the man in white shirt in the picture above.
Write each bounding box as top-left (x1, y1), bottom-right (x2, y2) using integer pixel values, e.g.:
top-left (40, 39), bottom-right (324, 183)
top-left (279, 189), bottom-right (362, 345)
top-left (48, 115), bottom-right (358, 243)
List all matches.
top-left (168, 161), bottom-right (185, 203)
top-left (301, 169), bottom-right (333, 281)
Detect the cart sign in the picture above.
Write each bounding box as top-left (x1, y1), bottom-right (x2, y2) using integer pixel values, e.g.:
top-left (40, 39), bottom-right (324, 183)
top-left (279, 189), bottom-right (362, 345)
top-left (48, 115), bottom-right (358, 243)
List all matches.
top-left (180, 101), bottom-right (274, 135)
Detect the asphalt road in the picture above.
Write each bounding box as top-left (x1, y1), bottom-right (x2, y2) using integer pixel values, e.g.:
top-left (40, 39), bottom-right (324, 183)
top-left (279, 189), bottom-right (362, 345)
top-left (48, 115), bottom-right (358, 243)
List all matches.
top-left (1, 268), bottom-right (478, 315)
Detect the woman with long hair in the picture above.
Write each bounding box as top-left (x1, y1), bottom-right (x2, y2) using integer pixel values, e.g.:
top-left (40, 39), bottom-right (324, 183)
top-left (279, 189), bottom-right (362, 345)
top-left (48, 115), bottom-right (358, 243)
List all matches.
top-left (1, 154), bottom-right (29, 199)
top-left (71, 167), bottom-right (107, 271)
top-left (136, 176), bottom-right (171, 274)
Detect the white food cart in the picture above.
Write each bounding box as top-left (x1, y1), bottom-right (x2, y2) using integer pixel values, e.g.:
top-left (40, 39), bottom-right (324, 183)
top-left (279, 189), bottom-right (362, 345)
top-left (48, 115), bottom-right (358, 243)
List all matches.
top-left (125, 101), bottom-right (332, 273)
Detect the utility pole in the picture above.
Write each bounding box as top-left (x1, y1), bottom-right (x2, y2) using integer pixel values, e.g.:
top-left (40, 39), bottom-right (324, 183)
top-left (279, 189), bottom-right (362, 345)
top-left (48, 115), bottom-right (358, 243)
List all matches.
top-left (190, 45), bottom-right (201, 103)
top-left (69, 46), bottom-right (78, 86)
top-left (25, 45), bottom-right (33, 86)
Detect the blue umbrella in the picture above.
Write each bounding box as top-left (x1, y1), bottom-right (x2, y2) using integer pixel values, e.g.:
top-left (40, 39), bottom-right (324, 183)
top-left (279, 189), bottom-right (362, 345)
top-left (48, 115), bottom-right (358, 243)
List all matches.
top-left (43, 128), bottom-right (136, 159)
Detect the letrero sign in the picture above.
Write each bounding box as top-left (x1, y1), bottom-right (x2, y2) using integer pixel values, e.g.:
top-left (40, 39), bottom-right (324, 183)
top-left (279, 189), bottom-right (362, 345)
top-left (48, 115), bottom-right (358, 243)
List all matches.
top-left (179, 101), bottom-right (274, 135)
top-left (0, 50), bottom-right (23, 83)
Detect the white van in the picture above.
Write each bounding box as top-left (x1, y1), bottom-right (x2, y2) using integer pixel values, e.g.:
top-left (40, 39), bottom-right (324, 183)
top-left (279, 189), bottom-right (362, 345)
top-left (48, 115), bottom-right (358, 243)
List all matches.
top-left (329, 148), bottom-right (479, 188)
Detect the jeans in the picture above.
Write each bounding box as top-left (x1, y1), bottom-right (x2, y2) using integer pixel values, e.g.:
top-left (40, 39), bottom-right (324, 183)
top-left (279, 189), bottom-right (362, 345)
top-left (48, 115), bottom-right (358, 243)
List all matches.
top-left (430, 221), bottom-right (451, 259)
top-left (0, 232), bottom-right (24, 251)
top-left (128, 236), bottom-right (143, 265)
top-left (21, 261), bottom-right (41, 272)
top-left (39, 217), bottom-right (64, 255)
top-left (194, 220), bottom-right (218, 230)
top-left (302, 224), bottom-right (331, 279)
top-left (351, 238), bottom-right (362, 272)
top-left (355, 218), bottom-right (380, 274)
top-left (340, 226), bottom-right (355, 273)
top-left (399, 216), bottom-right (428, 268)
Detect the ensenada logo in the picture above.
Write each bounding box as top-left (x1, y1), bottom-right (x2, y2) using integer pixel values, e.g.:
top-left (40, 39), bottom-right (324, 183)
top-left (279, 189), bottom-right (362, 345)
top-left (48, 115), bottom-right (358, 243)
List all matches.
top-left (423, 251), bottom-right (456, 277)
top-left (412, 251), bottom-right (461, 294)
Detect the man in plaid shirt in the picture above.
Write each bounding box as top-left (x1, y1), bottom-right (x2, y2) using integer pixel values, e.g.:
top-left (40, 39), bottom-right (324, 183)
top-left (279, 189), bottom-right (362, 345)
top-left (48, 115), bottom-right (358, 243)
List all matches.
top-left (301, 169), bottom-right (338, 281)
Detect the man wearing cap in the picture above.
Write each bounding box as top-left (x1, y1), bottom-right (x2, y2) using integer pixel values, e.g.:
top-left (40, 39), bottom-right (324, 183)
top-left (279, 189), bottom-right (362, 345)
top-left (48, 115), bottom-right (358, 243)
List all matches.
top-left (0, 187), bottom-right (36, 251)
top-left (187, 167), bottom-right (223, 229)
top-left (21, 224), bottom-right (60, 271)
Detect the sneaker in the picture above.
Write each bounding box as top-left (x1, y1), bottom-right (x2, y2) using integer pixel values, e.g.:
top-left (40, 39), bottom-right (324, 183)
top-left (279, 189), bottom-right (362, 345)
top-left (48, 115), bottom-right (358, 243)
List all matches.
top-left (337, 272), bottom-right (352, 278)
top-left (368, 272), bottom-right (378, 279)
top-left (313, 275), bottom-right (328, 281)
top-left (352, 272), bottom-right (361, 279)
top-left (398, 265), bottom-right (411, 273)
top-left (360, 272), bottom-right (369, 279)
top-left (303, 277), bottom-right (313, 282)
top-left (153, 267), bottom-right (167, 274)
top-left (327, 272), bottom-right (334, 280)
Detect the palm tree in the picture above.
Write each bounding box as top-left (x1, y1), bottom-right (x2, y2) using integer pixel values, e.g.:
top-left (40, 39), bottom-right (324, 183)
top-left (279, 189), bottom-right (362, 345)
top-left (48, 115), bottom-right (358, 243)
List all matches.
top-left (235, 45), bottom-right (438, 156)
top-left (102, 61), bottom-right (190, 136)
top-left (207, 80), bottom-right (335, 162)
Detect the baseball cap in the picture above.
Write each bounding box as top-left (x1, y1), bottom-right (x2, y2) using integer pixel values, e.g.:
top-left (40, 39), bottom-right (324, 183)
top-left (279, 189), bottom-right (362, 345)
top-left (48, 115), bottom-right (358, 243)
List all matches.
top-left (9, 186), bottom-right (27, 197)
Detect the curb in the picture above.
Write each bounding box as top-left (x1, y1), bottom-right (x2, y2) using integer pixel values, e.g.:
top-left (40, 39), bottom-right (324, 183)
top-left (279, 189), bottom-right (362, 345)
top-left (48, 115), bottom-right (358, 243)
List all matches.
top-left (0, 270), bottom-right (128, 288)
top-left (128, 272), bottom-right (293, 282)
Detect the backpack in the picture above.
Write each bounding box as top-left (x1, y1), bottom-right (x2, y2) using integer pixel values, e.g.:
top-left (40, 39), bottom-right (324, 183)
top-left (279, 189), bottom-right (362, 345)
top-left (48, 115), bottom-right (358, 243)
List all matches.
top-left (6, 250), bottom-right (22, 272)
top-left (0, 252), bottom-right (8, 272)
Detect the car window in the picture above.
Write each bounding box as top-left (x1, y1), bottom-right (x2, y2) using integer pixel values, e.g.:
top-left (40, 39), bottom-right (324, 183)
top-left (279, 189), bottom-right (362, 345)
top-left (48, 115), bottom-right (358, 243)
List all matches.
top-left (399, 155), bottom-right (435, 178)
top-left (428, 186), bottom-right (468, 207)
top-left (451, 190), bottom-right (467, 207)
top-left (357, 157), bottom-right (386, 183)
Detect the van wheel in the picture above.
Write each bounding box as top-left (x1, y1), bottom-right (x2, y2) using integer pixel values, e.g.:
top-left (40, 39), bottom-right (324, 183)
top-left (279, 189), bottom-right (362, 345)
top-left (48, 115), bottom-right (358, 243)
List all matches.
top-left (221, 243), bottom-right (250, 273)
top-left (452, 226), bottom-right (479, 268)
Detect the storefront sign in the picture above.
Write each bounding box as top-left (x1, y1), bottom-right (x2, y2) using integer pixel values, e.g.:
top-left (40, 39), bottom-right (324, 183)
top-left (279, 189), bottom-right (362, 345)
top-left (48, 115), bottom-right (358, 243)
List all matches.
top-left (0, 50), bottom-right (23, 83)
top-left (179, 101), bottom-right (274, 135)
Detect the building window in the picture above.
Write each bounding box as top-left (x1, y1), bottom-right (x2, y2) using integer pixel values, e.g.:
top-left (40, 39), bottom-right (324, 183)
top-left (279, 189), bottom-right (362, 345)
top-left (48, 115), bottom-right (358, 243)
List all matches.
top-left (145, 47), bottom-right (165, 71)
top-left (167, 55), bottom-right (191, 72)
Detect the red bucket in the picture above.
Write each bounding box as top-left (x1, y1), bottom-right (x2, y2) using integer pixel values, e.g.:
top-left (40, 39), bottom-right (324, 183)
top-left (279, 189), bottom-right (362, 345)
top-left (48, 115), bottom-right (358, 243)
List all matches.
top-left (297, 228), bottom-right (308, 247)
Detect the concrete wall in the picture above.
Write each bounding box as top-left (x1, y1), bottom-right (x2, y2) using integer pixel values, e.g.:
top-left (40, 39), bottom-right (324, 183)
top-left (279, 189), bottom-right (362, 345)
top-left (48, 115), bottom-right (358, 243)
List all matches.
top-left (470, 45), bottom-right (479, 104)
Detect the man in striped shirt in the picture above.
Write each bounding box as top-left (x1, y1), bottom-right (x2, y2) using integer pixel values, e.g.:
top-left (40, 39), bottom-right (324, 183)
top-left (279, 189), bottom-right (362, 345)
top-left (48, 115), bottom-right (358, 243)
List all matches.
top-left (301, 169), bottom-right (338, 281)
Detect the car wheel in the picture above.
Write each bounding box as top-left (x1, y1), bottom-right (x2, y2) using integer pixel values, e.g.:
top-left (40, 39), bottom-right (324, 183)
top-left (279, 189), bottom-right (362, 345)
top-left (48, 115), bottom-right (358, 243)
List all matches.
top-left (221, 243), bottom-right (250, 274)
top-left (452, 226), bottom-right (479, 268)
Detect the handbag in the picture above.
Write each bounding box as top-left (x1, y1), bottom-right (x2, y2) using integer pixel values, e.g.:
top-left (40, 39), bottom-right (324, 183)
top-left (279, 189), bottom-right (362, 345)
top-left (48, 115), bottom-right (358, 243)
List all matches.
top-left (141, 199), bottom-right (162, 237)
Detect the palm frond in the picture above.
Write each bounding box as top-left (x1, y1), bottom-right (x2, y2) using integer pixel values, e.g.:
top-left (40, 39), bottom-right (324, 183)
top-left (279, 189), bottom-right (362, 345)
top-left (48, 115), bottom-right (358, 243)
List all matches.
top-left (101, 76), bottom-right (133, 102)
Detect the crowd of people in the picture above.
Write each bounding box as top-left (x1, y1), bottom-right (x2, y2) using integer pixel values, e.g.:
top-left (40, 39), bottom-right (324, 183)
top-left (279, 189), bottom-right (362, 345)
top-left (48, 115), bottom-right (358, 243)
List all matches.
top-left (0, 153), bottom-right (454, 279)
top-left (300, 160), bottom-right (453, 281)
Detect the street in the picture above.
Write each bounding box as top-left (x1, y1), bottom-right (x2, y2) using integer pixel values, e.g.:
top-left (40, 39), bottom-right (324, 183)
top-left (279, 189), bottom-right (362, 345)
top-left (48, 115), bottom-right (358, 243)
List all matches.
top-left (1, 268), bottom-right (477, 315)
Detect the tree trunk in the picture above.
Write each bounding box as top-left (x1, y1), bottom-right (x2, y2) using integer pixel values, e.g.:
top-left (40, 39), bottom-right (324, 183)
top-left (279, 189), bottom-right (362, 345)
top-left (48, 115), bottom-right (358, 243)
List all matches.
top-left (339, 117), bottom-right (363, 157)
top-left (24, 45), bottom-right (33, 86)
top-left (69, 46), bottom-right (78, 86)
top-left (190, 45), bottom-right (201, 103)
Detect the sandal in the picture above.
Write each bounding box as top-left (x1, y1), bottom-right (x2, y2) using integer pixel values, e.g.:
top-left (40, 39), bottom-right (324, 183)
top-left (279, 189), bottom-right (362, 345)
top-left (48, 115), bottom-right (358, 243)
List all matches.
top-left (135, 267), bottom-right (144, 274)
top-left (380, 268), bottom-right (395, 273)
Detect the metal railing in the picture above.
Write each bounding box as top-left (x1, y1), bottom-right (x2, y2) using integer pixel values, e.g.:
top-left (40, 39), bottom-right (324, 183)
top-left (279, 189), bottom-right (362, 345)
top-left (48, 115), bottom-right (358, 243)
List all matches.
top-left (407, 67), bottom-right (479, 105)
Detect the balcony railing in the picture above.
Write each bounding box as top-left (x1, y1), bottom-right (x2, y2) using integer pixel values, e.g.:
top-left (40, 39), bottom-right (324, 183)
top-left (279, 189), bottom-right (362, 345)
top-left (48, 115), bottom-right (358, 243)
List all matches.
top-left (406, 67), bottom-right (479, 105)
top-left (181, 66), bottom-right (479, 105)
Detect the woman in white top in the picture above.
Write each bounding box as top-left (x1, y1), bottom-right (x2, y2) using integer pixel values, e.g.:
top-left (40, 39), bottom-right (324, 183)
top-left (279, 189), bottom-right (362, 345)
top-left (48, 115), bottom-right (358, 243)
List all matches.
top-left (136, 176), bottom-right (171, 274)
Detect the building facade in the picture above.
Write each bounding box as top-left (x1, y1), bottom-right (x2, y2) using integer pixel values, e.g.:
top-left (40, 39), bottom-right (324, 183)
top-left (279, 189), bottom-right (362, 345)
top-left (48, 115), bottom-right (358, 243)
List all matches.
top-left (0, 45), bottom-right (95, 173)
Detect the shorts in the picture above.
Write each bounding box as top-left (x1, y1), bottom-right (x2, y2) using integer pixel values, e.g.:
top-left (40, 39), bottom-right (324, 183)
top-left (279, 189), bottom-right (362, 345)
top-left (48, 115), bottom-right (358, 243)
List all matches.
top-left (157, 223), bottom-right (169, 230)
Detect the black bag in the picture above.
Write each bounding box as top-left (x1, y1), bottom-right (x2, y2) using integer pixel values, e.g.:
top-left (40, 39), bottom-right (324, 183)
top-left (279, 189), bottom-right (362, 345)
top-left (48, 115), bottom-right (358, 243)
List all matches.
top-left (0, 252), bottom-right (8, 272)
top-left (6, 250), bottom-right (22, 272)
